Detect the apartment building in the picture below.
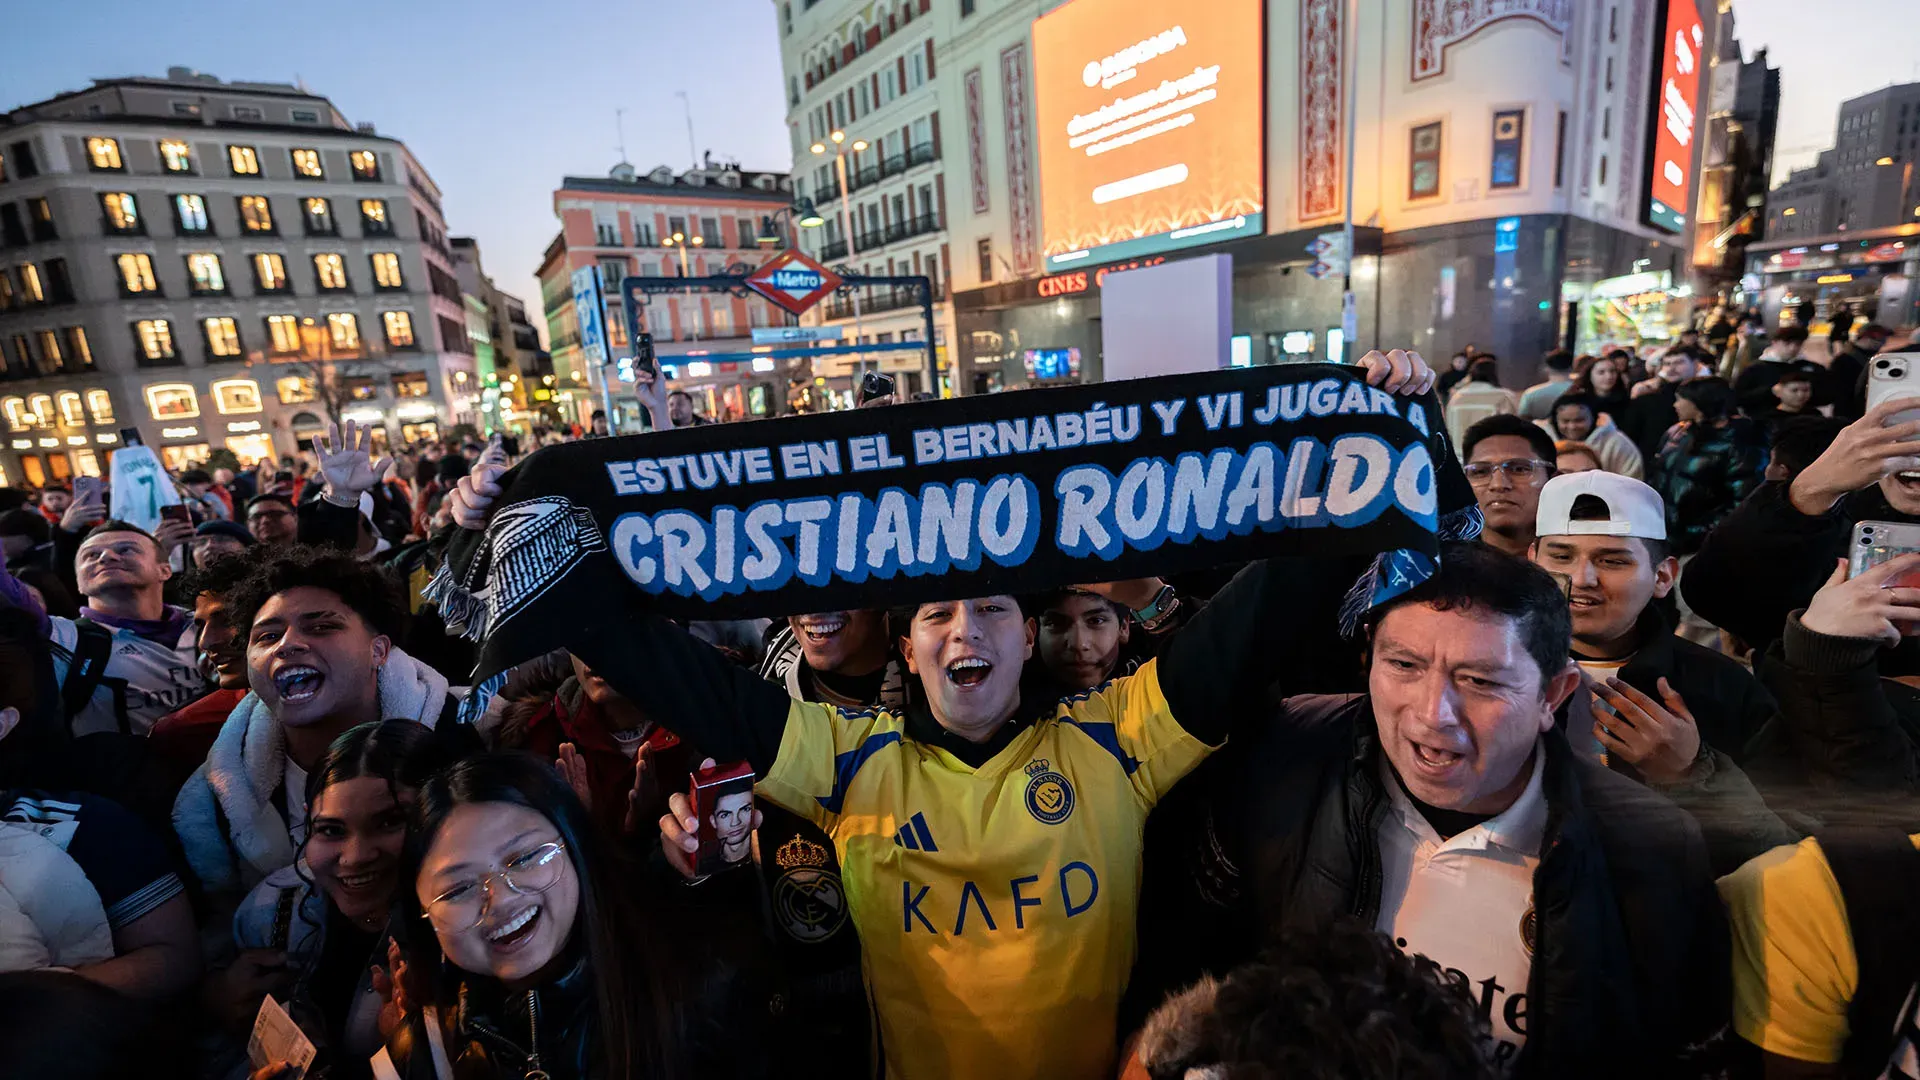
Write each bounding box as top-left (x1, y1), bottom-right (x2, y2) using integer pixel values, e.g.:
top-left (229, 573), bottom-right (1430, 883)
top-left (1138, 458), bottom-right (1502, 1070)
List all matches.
top-left (0, 67), bottom-right (474, 485)
top-left (779, 0), bottom-right (953, 397)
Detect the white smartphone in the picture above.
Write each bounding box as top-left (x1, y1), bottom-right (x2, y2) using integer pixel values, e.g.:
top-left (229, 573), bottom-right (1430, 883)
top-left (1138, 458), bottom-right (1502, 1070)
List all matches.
top-left (1865, 351), bottom-right (1920, 427)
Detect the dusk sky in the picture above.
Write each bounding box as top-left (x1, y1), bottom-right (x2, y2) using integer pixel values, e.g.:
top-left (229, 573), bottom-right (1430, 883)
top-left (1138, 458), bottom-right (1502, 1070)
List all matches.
top-left (6, 0), bottom-right (1915, 347)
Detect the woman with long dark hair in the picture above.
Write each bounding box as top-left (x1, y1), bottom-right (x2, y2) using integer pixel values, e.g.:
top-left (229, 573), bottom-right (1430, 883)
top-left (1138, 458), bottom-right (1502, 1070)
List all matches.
top-left (231, 720), bottom-right (452, 1079)
top-left (377, 752), bottom-right (728, 1080)
top-left (1571, 351), bottom-right (1632, 421)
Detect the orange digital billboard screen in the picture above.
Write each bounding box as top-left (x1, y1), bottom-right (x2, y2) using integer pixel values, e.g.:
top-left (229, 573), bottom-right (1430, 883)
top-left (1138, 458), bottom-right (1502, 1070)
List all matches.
top-left (1032, 0), bottom-right (1265, 273)
top-left (1643, 0), bottom-right (1704, 233)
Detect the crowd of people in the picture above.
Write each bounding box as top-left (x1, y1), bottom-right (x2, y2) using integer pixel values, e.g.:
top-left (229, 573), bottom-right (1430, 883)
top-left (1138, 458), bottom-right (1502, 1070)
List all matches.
top-left (3, 333), bottom-right (1920, 1078)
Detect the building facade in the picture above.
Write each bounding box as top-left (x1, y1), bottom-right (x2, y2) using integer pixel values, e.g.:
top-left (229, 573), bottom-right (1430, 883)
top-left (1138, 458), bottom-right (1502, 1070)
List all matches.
top-left (0, 68), bottom-right (475, 485)
top-left (877, 0), bottom-right (1720, 393)
top-left (452, 235), bottom-right (554, 434)
top-left (1766, 83), bottom-right (1920, 242)
top-left (778, 0), bottom-right (954, 398)
top-left (534, 160), bottom-right (798, 430)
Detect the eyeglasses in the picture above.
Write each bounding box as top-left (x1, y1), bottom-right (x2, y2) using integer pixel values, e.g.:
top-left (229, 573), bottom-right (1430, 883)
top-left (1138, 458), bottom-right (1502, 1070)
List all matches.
top-left (1464, 460), bottom-right (1554, 485)
top-left (421, 841), bottom-right (568, 932)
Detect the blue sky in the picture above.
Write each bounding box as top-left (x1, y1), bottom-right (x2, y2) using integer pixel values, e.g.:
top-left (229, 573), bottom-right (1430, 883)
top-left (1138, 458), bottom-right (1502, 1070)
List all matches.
top-left (2, 0), bottom-right (795, 338)
top-left (5, 0), bottom-right (1915, 343)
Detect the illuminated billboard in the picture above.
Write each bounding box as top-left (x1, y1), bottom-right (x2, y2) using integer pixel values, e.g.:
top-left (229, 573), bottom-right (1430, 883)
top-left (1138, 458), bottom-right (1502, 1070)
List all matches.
top-left (1642, 0), bottom-right (1705, 234)
top-left (1032, 0), bottom-right (1265, 273)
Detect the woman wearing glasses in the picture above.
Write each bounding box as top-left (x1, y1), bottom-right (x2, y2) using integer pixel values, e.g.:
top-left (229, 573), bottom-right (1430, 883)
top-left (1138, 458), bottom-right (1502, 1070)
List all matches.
top-left (232, 721), bottom-right (452, 1080)
top-left (376, 752), bottom-right (729, 1080)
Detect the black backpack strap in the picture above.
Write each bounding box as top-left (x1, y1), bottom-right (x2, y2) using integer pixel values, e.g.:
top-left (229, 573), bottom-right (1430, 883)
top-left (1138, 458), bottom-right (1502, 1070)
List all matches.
top-left (60, 619), bottom-right (115, 726)
top-left (1821, 827), bottom-right (1920, 1077)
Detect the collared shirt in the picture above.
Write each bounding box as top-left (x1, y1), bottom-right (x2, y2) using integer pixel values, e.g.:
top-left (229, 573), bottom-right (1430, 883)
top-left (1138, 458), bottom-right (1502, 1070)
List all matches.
top-left (1376, 743), bottom-right (1547, 1073)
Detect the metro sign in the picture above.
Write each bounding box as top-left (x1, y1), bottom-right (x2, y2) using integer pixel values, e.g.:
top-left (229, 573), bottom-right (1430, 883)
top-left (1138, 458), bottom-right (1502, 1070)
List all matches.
top-left (745, 249), bottom-right (844, 316)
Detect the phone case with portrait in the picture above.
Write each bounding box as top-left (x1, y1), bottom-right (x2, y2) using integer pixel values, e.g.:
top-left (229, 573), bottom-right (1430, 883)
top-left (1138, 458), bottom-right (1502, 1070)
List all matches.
top-left (690, 762), bottom-right (756, 877)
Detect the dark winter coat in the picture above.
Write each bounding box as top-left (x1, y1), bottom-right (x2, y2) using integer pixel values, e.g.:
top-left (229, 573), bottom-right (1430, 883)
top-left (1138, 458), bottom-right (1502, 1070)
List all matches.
top-left (1651, 417), bottom-right (1767, 555)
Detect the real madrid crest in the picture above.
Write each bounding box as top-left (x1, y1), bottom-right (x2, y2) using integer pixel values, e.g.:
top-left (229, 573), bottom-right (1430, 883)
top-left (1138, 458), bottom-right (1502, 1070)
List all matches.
top-left (1023, 758), bottom-right (1075, 825)
top-left (772, 835), bottom-right (848, 944)
top-left (1519, 903), bottom-right (1536, 957)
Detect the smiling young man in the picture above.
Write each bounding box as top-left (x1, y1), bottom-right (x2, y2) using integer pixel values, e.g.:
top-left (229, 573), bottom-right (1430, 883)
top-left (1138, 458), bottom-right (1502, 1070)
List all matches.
top-left (171, 546), bottom-right (467, 898)
top-left (1036, 590), bottom-right (1133, 692)
top-left (1128, 542), bottom-right (1728, 1077)
top-left (1528, 472), bottom-right (1794, 871)
top-left (453, 348), bottom-right (1440, 1079)
top-left (47, 521), bottom-right (204, 738)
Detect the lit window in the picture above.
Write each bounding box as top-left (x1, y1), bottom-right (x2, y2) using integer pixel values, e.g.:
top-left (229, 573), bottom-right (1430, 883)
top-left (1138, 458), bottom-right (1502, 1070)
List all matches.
top-left (291, 148), bottom-right (323, 178)
top-left (253, 253), bottom-right (289, 292)
top-left (143, 382), bottom-right (198, 419)
top-left (34, 330), bottom-right (62, 372)
top-left (117, 253), bottom-right (157, 294)
top-left (86, 137), bottom-right (123, 170)
top-left (27, 394), bottom-right (52, 427)
top-left (277, 375), bottom-right (316, 404)
top-left (350, 150), bottom-right (381, 180)
top-left (0, 272), bottom-right (12, 310)
top-left (383, 310), bottom-right (415, 348)
top-left (371, 252), bottom-right (404, 289)
top-left (175, 194), bottom-right (210, 233)
top-left (160, 139), bottom-right (194, 172)
top-left (327, 312), bottom-right (360, 350)
top-left (101, 192), bottom-right (140, 233)
top-left (18, 263), bottom-right (44, 302)
top-left (135, 320), bottom-right (177, 362)
top-left (265, 314), bottom-right (304, 353)
top-left (1, 398), bottom-right (27, 430)
top-left (187, 252), bottom-right (227, 294)
top-left (228, 145), bottom-right (260, 175)
top-left (393, 371), bottom-right (430, 397)
top-left (314, 253), bottom-right (348, 290)
top-left (204, 316), bottom-right (242, 358)
top-left (304, 197), bottom-right (335, 235)
top-left (67, 327), bottom-right (93, 370)
top-left (86, 389), bottom-right (114, 425)
top-left (360, 199), bottom-right (390, 234)
top-left (239, 195), bottom-right (274, 233)
top-left (56, 391), bottom-right (84, 427)
top-left (211, 378), bottom-right (263, 414)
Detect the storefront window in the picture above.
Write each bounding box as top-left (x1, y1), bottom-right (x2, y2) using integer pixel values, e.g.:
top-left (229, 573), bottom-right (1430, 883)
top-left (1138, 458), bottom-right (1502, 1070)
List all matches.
top-left (160, 444), bottom-right (211, 471)
top-left (401, 421), bottom-right (440, 444)
top-left (211, 378), bottom-right (264, 414)
top-left (144, 382), bottom-right (200, 420)
top-left (86, 389), bottom-right (115, 425)
top-left (55, 391), bottom-right (84, 427)
top-left (70, 448), bottom-right (100, 477)
top-left (27, 394), bottom-right (53, 428)
top-left (393, 371), bottom-right (430, 398)
top-left (1, 397), bottom-right (26, 432)
top-left (224, 433), bottom-right (275, 466)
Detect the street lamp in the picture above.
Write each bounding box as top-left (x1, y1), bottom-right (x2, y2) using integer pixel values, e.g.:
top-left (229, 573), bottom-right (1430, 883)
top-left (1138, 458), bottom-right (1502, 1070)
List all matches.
top-left (812, 129), bottom-right (872, 386)
top-left (662, 230), bottom-right (704, 277)
top-left (757, 198), bottom-right (825, 246)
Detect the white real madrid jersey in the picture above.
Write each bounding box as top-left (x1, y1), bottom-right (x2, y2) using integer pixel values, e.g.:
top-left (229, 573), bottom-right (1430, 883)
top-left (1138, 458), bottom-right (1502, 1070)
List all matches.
top-left (1374, 744), bottom-right (1547, 1073)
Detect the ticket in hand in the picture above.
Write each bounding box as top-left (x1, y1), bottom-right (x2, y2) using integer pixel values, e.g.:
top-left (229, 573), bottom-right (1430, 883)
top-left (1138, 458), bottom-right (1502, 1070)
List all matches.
top-left (248, 994), bottom-right (317, 1079)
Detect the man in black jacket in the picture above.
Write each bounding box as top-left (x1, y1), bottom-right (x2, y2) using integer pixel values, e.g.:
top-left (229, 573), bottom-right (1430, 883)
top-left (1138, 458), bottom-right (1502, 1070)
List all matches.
top-left (1623, 347), bottom-right (1709, 459)
top-left (1823, 321), bottom-right (1891, 421)
top-left (1528, 471), bottom-right (1795, 872)
top-left (1128, 542), bottom-right (1726, 1078)
top-left (1681, 396), bottom-right (1920, 661)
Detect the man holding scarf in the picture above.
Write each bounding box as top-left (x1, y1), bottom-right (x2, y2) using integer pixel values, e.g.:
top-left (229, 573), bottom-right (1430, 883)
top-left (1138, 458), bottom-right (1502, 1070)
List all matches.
top-left (447, 351), bottom-right (1446, 1079)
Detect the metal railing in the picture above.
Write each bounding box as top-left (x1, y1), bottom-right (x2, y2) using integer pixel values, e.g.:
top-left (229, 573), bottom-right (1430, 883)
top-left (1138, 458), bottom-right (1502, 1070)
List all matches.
top-left (854, 212), bottom-right (942, 250)
top-left (821, 285), bottom-right (926, 320)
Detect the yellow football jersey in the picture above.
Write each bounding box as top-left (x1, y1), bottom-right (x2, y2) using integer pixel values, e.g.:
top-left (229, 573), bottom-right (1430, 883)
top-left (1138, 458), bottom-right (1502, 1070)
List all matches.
top-left (756, 656), bottom-right (1213, 1080)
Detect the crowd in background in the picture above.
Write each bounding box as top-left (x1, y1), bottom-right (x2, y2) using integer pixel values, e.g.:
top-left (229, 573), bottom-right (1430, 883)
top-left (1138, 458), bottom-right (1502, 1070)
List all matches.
top-left (3, 337), bottom-right (1920, 1079)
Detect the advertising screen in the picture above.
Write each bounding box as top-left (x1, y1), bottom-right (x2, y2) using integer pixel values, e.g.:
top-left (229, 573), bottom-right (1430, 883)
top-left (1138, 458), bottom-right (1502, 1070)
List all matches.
top-left (1032, 0), bottom-right (1264, 273)
top-left (1643, 0), bottom-right (1705, 233)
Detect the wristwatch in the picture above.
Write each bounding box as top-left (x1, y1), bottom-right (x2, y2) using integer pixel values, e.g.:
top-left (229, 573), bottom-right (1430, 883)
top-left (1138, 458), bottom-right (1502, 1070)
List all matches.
top-left (1132, 583), bottom-right (1181, 632)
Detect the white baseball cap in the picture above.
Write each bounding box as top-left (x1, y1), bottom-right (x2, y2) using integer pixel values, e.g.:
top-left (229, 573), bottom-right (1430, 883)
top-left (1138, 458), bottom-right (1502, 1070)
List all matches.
top-left (1535, 471), bottom-right (1667, 540)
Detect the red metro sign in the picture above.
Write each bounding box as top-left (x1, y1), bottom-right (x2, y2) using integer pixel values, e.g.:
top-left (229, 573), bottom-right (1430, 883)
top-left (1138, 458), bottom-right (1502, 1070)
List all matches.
top-left (744, 249), bottom-right (845, 316)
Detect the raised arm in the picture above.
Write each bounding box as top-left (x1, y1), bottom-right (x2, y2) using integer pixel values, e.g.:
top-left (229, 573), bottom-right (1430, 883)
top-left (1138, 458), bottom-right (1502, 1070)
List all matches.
top-left (567, 613), bottom-right (794, 775)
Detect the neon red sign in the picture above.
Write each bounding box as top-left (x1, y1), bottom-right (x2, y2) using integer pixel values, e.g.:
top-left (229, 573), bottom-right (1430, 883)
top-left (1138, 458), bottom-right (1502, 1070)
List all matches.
top-left (1644, 0), bottom-right (1704, 233)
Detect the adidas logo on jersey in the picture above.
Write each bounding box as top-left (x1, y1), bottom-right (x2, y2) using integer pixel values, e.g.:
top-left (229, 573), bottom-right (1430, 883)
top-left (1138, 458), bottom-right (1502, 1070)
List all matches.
top-left (893, 812), bottom-right (938, 852)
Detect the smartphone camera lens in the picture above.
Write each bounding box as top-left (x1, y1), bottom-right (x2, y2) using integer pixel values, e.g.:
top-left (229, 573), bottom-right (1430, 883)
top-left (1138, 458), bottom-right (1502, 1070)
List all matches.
top-left (1879, 359), bottom-right (1893, 370)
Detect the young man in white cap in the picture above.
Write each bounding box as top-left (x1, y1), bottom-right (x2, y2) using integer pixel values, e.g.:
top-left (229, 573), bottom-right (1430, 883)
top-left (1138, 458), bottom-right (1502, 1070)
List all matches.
top-left (1528, 471), bottom-right (1795, 871)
